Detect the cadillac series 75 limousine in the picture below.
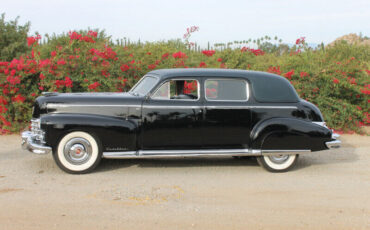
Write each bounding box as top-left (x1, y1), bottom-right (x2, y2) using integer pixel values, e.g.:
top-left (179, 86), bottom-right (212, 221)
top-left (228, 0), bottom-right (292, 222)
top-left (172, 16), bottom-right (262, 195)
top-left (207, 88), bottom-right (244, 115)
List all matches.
top-left (21, 69), bottom-right (341, 174)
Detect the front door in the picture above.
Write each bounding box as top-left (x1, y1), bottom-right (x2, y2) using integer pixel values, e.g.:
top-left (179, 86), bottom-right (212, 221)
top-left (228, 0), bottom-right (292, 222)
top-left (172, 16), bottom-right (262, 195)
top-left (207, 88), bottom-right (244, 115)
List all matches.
top-left (140, 78), bottom-right (203, 150)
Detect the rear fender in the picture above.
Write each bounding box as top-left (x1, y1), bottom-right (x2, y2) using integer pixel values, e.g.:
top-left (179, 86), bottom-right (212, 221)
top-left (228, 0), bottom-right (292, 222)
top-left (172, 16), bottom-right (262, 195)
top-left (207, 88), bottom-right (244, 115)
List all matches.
top-left (250, 118), bottom-right (332, 151)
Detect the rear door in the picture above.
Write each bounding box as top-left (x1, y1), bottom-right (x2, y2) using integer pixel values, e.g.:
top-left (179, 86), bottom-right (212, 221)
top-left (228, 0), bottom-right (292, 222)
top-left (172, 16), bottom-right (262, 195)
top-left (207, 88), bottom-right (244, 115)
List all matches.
top-left (202, 78), bottom-right (252, 149)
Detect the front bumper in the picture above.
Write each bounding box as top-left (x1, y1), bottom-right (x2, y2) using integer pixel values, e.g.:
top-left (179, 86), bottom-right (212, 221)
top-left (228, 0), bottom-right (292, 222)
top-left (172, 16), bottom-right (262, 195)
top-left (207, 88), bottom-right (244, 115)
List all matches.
top-left (325, 133), bottom-right (341, 149)
top-left (21, 131), bottom-right (52, 154)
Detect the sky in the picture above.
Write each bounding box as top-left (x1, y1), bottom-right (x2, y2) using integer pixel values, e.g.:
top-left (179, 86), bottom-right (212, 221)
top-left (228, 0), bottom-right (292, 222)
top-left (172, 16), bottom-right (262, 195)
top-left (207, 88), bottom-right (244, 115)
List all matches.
top-left (3, 0), bottom-right (370, 46)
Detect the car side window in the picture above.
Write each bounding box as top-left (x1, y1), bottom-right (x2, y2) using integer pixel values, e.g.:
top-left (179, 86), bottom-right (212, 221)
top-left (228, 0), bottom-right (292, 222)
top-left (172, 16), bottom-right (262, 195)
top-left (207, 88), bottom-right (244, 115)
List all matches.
top-left (205, 79), bottom-right (248, 101)
top-left (152, 79), bottom-right (199, 100)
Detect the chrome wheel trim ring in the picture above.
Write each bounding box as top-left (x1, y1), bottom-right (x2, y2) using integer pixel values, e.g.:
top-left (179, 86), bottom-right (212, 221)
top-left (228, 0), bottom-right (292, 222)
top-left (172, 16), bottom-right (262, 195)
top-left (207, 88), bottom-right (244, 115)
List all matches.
top-left (267, 155), bottom-right (290, 164)
top-left (63, 137), bottom-right (92, 165)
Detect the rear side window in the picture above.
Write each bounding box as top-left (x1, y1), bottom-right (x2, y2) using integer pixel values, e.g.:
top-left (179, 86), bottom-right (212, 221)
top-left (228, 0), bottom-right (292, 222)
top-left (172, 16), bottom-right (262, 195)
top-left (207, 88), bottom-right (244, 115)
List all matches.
top-left (252, 76), bottom-right (299, 102)
top-left (205, 79), bottom-right (248, 101)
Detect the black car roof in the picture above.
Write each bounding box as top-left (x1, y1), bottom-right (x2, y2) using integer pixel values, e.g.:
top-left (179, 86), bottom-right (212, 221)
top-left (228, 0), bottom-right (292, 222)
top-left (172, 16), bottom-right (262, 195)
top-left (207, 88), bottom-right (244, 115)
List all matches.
top-left (148, 68), bottom-right (300, 103)
top-left (148, 68), bottom-right (279, 81)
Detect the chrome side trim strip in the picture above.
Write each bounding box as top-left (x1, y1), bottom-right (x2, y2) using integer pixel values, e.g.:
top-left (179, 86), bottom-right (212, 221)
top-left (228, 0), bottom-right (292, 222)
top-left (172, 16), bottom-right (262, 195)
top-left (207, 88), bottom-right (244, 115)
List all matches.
top-left (261, 149), bottom-right (311, 156)
top-left (47, 104), bottom-right (297, 110)
top-left (206, 106), bottom-right (298, 109)
top-left (103, 151), bottom-right (137, 158)
top-left (47, 104), bottom-right (141, 109)
top-left (102, 148), bottom-right (312, 159)
top-left (143, 105), bottom-right (203, 109)
top-left (139, 149), bottom-right (252, 155)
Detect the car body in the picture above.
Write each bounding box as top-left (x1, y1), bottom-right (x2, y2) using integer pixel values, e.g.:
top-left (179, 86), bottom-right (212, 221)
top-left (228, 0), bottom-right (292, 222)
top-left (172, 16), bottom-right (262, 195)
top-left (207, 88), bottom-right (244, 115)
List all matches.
top-left (22, 68), bottom-right (341, 173)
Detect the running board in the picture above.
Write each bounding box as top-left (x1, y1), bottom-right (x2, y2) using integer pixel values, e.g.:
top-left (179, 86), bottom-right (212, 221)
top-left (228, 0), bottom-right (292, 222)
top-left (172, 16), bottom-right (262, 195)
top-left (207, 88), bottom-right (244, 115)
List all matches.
top-left (102, 149), bottom-right (310, 159)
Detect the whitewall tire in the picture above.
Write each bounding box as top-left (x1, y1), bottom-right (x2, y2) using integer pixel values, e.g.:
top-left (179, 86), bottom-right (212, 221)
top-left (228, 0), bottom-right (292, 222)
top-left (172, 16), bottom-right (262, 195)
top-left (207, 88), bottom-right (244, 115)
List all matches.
top-left (257, 154), bottom-right (298, 172)
top-left (53, 131), bottom-right (102, 174)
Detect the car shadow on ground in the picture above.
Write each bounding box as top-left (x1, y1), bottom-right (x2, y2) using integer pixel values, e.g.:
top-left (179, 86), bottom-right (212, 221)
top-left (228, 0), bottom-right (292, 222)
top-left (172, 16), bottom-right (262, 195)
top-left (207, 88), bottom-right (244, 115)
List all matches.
top-left (95, 141), bottom-right (359, 173)
top-left (96, 156), bottom-right (260, 173)
top-left (293, 143), bottom-right (358, 171)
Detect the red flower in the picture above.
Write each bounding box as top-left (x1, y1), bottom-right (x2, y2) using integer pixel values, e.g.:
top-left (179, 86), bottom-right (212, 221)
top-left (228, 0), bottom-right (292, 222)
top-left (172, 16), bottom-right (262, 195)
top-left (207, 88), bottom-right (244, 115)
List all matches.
top-left (202, 50), bottom-right (216, 57)
top-left (148, 64), bottom-right (157, 70)
top-left (199, 62), bottom-right (206, 68)
top-left (268, 66), bottom-right (281, 75)
top-left (57, 58), bottom-right (66, 65)
top-left (0, 105), bottom-right (8, 113)
top-left (6, 75), bottom-right (21, 85)
top-left (39, 73), bottom-right (45, 80)
top-left (365, 70), bottom-right (370, 75)
top-left (0, 115), bottom-right (11, 127)
top-left (55, 79), bottom-right (65, 88)
top-left (172, 51), bottom-right (187, 59)
top-left (12, 94), bottom-right (26, 103)
top-left (284, 70), bottom-right (294, 80)
top-left (217, 58), bottom-right (223, 62)
top-left (146, 52), bottom-right (152, 55)
top-left (27, 35), bottom-right (41, 46)
top-left (162, 53), bottom-right (169, 59)
top-left (295, 37), bottom-right (305, 45)
top-left (88, 82), bottom-right (101, 91)
top-left (333, 78), bottom-right (340, 84)
top-left (31, 93), bottom-right (36, 97)
top-left (241, 47), bottom-right (264, 56)
top-left (88, 30), bottom-right (98, 37)
top-left (120, 64), bottom-right (130, 72)
top-left (51, 51), bottom-right (57, 57)
top-left (69, 31), bottom-right (82, 40)
top-left (360, 88), bottom-right (370, 95)
top-left (357, 106), bottom-right (362, 111)
top-left (300, 72), bottom-right (309, 78)
top-left (0, 97), bottom-right (8, 105)
top-left (64, 77), bottom-right (73, 88)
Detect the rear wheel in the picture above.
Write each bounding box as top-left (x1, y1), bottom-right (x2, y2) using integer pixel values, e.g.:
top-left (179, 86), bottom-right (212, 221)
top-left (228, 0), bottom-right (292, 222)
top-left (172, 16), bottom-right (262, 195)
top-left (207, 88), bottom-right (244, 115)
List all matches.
top-left (257, 154), bottom-right (298, 172)
top-left (53, 131), bottom-right (102, 174)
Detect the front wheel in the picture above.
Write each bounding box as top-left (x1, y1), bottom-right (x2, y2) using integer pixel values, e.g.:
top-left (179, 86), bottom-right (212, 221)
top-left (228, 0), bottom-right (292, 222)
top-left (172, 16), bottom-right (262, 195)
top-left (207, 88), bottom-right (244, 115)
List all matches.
top-left (53, 131), bottom-right (102, 174)
top-left (257, 154), bottom-right (298, 172)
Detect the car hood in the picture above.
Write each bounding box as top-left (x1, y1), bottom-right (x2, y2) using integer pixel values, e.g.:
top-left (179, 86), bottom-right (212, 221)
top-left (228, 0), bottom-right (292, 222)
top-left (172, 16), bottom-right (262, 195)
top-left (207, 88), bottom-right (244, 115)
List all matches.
top-left (33, 92), bottom-right (144, 118)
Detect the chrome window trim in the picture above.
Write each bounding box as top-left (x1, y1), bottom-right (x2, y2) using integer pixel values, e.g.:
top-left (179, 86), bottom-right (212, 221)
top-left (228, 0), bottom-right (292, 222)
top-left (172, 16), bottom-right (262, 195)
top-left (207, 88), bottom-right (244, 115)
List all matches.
top-left (204, 78), bottom-right (249, 102)
top-left (129, 75), bottom-right (159, 96)
top-left (149, 78), bottom-right (201, 102)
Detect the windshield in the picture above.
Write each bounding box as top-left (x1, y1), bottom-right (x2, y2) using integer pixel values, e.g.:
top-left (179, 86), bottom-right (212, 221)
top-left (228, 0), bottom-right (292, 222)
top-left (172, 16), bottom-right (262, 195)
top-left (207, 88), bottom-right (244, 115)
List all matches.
top-left (130, 75), bottom-right (159, 96)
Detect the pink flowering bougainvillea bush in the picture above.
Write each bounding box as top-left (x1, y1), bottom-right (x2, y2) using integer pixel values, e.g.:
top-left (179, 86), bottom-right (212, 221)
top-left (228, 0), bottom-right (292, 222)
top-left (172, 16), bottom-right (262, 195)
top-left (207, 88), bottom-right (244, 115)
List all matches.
top-left (0, 29), bottom-right (369, 134)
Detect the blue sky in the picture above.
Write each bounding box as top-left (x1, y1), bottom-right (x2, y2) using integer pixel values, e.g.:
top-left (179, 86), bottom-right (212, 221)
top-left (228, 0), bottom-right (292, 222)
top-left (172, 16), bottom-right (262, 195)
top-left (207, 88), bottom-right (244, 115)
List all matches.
top-left (3, 0), bottom-right (370, 46)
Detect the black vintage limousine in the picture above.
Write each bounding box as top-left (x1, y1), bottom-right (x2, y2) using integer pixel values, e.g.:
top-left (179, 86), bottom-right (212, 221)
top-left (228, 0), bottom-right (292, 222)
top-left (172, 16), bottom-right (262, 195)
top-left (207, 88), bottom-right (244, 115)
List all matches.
top-left (22, 69), bottom-right (341, 173)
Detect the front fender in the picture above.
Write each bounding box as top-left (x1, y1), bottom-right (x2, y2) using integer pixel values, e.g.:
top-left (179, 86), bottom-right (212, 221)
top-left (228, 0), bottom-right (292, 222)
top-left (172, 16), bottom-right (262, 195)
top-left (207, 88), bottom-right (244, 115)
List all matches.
top-left (41, 113), bottom-right (138, 152)
top-left (250, 118), bottom-right (332, 151)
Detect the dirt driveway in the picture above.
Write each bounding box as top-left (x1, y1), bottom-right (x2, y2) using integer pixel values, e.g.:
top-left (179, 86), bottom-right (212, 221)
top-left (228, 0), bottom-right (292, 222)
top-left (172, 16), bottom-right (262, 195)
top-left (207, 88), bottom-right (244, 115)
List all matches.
top-left (0, 134), bottom-right (369, 230)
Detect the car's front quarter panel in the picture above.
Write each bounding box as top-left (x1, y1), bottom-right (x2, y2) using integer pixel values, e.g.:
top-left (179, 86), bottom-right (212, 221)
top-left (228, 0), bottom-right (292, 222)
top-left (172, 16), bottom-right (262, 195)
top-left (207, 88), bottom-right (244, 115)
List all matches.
top-left (41, 113), bottom-right (138, 152)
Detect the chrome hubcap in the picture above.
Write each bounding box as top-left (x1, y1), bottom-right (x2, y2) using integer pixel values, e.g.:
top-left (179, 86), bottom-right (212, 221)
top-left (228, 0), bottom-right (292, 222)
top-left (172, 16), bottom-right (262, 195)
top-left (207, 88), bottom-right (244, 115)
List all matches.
top-left (268, 155), bottom-right (290, 164)
top-left (64, 138), bottom-right (92, 165)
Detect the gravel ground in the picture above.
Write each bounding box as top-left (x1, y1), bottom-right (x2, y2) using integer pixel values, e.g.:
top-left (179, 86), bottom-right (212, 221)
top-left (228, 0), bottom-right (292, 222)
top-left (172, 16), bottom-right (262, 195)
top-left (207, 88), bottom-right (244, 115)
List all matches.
top-left (0, 134), bottom-right (369, 230)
